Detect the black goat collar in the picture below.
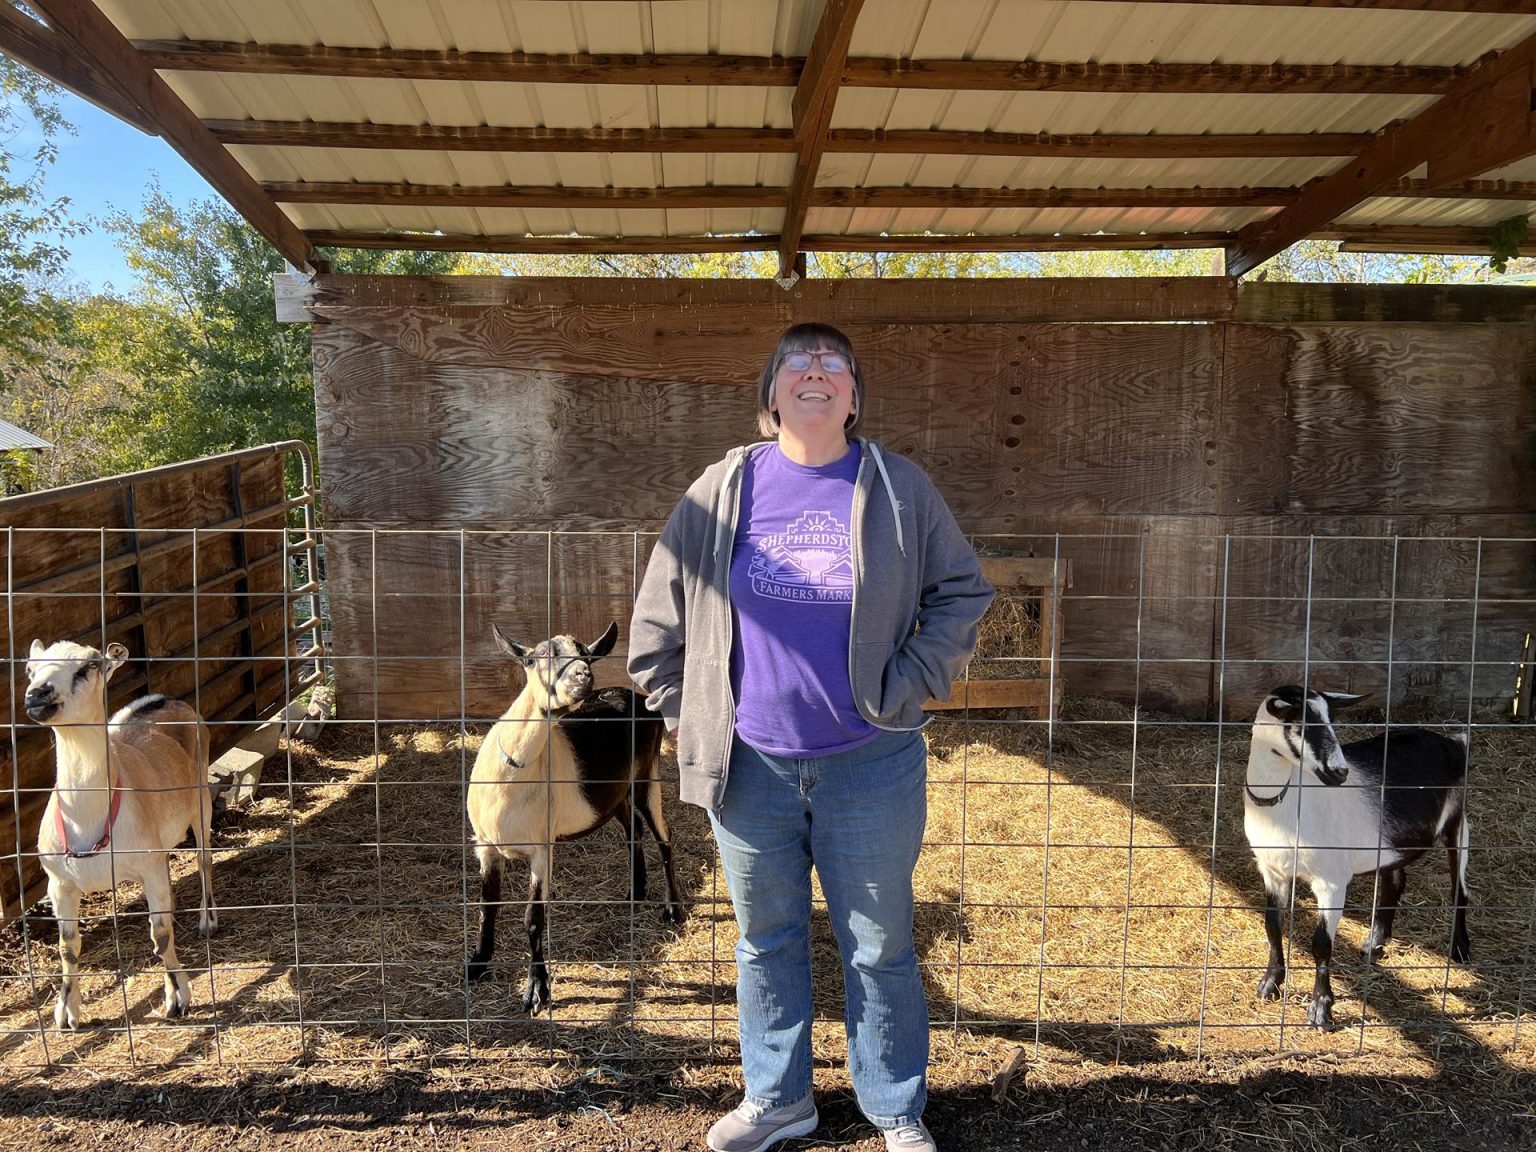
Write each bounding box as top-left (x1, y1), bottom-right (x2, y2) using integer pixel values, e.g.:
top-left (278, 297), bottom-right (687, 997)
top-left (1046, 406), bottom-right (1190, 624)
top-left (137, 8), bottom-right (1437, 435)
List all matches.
top-left (1246, 744), bottom-right (1296, 807)
top-left (1246, 778), bottom-right (1291, 807)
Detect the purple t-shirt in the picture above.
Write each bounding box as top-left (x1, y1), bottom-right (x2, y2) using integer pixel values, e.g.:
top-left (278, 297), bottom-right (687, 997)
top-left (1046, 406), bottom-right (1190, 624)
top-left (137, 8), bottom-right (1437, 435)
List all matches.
top-left (729, 445), bottom-right (880, 757)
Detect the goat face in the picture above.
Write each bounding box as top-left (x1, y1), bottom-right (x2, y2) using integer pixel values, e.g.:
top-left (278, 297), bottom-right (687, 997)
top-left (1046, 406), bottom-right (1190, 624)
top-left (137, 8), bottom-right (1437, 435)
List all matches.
top-left (1260, 685), bottom-right (1367, 786)
top-left (24, 640), bottom-right (128, 725)
top-left (492, 621), bottom-right (620, 713)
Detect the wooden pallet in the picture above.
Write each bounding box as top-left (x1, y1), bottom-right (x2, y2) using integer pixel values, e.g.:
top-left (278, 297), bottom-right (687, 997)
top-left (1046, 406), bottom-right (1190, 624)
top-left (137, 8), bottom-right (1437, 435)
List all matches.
top-left (925, 555), bottom-right (1072, 719)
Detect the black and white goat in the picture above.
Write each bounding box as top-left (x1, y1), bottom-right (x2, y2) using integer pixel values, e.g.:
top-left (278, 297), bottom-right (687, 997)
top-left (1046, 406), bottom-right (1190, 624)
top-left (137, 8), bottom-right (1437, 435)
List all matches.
top-left (465, 621), bottom-right (682, 1012)
top-left (24, 640), bottom-right (215, 1028)
top-left (1244, 685), bottom-right (1471, 1030)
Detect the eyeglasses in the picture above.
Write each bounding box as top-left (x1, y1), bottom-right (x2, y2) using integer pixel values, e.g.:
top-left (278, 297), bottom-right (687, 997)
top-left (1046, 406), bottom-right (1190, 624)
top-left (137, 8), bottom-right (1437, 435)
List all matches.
top-left (778, 350), bottom-right (852, 375)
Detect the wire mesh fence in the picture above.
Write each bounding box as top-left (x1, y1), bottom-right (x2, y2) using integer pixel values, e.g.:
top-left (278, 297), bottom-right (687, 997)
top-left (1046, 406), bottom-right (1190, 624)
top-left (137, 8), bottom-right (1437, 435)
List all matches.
top-left (0, 523), bottom-right (1532, 1076)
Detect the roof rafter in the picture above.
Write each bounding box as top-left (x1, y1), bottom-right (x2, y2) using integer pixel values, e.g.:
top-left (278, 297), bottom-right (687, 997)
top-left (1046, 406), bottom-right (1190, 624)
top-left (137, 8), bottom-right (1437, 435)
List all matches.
top-left (780, 0), bottom-right (865, 278)
top-left (24, 0), bottom-right (316, 273)
top-left (303, 229), bottom-right (1238, 256)
top-left (264, 178), bottom-right (1536, 209)
top-left (209, 120), bottom-right (799, 152)
top-left (268, 180), bottom-right (1300, 209)
top-left (134, 41), bottom-right (801, 86)
top-left (302, 224), bottom-right (1517, 258)
top-left (0, 2), bottom-right (157, 133)
top-left (210, 119), bottom-right (1372, 158)
top-left (845, 59), bottom-right (1462, 94)
top-left (1322, 224), bottom-right (1520, 251)
top-left (1226, 27), bottom-right (1536, 275)
top-left (131, 39), bottom-right (1464, 96)
top-left (825, 129), bottom-right (1372, 157)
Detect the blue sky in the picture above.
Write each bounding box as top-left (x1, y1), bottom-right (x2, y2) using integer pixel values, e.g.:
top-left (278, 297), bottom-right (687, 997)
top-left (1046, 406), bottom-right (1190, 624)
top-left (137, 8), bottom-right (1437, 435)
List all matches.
top-left (38, 89), bottom-right (217, 295)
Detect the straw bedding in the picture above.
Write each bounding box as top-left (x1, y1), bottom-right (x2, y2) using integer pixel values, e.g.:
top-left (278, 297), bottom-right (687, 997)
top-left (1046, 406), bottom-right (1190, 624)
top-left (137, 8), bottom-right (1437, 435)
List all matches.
top-left (0, 699), bottom-right (1529, 1086)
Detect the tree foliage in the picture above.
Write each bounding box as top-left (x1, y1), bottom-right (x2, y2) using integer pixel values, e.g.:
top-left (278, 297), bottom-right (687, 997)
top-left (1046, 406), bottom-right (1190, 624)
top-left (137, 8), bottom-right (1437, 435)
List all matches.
top-left (0, 47), bottom-right (78, 370)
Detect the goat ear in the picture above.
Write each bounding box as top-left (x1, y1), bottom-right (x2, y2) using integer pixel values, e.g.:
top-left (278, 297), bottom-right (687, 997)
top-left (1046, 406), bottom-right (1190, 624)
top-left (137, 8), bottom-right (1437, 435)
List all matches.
top-left (102, 644), bottom-right (129, 678)
top-left (29, 639), bottom-right (45, 660)
top-left (490, 623), bottom-right (531, 662)
top-left (1322, 691), bottom-right (1369, 712)
top-left (585, 621), bottom-right (620, 661)
top-left (1265, 695), bottom-right (1299, 722)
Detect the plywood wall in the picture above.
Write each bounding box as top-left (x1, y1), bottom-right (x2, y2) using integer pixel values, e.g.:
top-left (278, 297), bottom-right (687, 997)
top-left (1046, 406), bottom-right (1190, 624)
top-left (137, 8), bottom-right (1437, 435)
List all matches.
top-left (0, 447), bottom-right (306, 918)
top-left (300, 277), bottom-right (1536, 725)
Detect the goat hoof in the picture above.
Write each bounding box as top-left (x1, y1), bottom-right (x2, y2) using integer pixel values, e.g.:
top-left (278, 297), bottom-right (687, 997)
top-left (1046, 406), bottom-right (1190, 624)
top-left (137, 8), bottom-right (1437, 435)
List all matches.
top-left (522, 978), bottom-right (550, 1015)
top-left (465, 960), bottom-right (491, 983)
top-left (661, 903), bottom-right (684, 927)
top-left (199, 911), bottom-right (219, 939)
top-left (163, 993), bottom-right (189, 1020)
top-left (1451, 938), bottom-right (1471, 964)
top-left (54, 998), bottom-right (80, 1031)
top-left (1257, 974), bottom-right (1283, 1002)
top-left (1306, 999), bottom-right (1334, 1030)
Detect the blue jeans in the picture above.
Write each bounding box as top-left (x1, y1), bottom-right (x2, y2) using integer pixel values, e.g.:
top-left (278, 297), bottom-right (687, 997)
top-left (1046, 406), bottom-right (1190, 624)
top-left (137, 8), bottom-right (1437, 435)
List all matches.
top-left (709, 728), bottom-right (929, 1130)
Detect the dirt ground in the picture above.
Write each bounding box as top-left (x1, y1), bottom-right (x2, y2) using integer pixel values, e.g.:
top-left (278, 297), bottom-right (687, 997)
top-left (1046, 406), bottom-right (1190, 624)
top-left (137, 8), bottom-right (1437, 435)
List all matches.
top-left (1, 1047), bottom-right (1533, 1151)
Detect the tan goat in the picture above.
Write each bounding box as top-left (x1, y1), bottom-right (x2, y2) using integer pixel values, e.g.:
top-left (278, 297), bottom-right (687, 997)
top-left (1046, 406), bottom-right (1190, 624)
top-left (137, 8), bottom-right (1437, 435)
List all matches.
top-left (24, 640), bottom-right (215, 1028)
top-left (466, 621), bottom-right (681, 1013)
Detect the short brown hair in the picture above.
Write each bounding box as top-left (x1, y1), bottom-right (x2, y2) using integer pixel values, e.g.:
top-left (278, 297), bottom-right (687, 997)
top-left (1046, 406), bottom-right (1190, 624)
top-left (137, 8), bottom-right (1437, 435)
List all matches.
top-left (755, 323), bottom-right (866, 440)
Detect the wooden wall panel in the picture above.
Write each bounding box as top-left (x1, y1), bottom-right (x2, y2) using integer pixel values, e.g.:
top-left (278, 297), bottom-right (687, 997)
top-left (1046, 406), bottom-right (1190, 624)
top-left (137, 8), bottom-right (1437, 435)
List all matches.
top-left (326, 528), bottom-right (649, 719)
top-left (0, 447), bottom-right (307, 918)
top-left (310, 280), bottom-right (1536, 729)
top-left (1220, 325), bottom-right (1536, 516)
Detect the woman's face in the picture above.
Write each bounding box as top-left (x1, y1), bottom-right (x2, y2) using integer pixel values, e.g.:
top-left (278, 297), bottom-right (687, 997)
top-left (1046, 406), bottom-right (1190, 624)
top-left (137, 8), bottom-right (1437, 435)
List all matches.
top-left (770, 346), bottom-right (857, 443)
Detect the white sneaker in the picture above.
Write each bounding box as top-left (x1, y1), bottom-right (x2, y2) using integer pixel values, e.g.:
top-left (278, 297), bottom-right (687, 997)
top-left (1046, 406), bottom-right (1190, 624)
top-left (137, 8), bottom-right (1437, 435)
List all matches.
top-left (884, 1119), bottom-right (938, 1151)
top-left (706, 1096), bottom-right (819, 1152)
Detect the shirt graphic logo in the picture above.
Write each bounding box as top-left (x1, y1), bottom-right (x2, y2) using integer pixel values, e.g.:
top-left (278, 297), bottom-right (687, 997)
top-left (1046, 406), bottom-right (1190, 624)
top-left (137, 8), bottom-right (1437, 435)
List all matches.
top-left (749, 511), bottom-right (853, 603)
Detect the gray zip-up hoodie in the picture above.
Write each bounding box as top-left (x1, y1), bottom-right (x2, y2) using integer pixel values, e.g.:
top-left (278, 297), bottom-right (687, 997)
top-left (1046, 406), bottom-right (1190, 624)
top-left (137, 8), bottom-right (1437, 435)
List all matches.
top-left (628, 438), bottom-right (995, 812)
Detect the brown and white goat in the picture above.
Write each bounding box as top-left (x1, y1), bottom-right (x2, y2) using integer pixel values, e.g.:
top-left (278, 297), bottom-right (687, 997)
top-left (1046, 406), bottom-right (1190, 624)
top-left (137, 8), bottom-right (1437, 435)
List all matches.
top-left (466, 621), bottom-right (682, 1012)
top-left (24, 640), bottom-right (215, 1028)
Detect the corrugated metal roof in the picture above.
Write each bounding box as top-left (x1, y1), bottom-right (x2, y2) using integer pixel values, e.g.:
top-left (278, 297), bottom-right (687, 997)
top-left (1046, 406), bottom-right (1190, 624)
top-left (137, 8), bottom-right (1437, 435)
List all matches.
top-left (23, 1), bottom-right (1536, 266)
top-left (0, 420), bottom-right (52, 451)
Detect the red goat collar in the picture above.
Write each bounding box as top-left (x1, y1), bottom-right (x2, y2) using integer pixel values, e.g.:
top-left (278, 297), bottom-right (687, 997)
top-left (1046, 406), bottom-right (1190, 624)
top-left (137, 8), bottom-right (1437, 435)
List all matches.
top-left (54, 784), bottom-right (124, 859)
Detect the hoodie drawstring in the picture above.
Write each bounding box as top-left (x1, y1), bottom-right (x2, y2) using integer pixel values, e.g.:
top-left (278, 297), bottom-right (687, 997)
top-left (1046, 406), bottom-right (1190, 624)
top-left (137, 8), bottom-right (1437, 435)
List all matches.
top-left (867, 441), bottom-right (906, 556)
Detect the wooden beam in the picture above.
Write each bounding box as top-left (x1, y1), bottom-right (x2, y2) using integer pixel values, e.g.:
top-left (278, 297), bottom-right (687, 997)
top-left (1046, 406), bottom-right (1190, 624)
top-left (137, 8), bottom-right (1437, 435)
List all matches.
top-left (1226, 28), bottom-right (1536, 276)
top-left (131, 39), bottom-right (1463, 97)
top-left (26, 0), bottom-right (315, 273)
top-left (135, 40), bottom-right (800, 86)
top-left (270, 180), bottom-right (1305, 210)
top-left (801, 232), bottom-right (1233, 252)
top-left (826, 129), bottom-right (1372, 158)
top-left (843, 59), bottom-right (1463, 96)
top-left (781, 0), bottom-right (865, 277)
top-left (210, 120), bottom-right (798, 152)
top-left (1235, 281), bottom-right (1536, 323)
top-left (1424, 57), bottom-right (1536, 186)
top-left (305, 230), bottom-right (774, 255)
top-left (1319, 224), bottom-right (1519, 251)
top-left (1385, 178), bottom-right (1536, 200)
top-left (275, 274), bottom-right (1240, 326)
top-left (304, 228), bottom-right (1233, 255)
top-left (0, 3), bottom-right (157, 133)
top-left (269, 181), bottom-right (775, 208)
top-left (260, 177), bottom-right (1536, 211)
top-left (220, 119), bottom-right (1371, 159)
top-left (820, 185), bottom-right (1297, 209)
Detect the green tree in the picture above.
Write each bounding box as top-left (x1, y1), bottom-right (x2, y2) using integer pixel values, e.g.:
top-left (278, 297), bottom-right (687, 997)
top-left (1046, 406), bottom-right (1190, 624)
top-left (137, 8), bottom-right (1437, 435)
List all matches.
top-left (0, 39), bottom-right (79, 372)
top-left (98, 194), bottom-right (470, 471)
top-left (97, 190), bottom-right (314, 467)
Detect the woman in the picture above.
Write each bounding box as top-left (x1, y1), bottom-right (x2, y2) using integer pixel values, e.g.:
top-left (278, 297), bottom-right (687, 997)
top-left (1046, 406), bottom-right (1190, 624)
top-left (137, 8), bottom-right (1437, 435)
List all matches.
top-left (628, 323), bottom-right (993, 1152)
